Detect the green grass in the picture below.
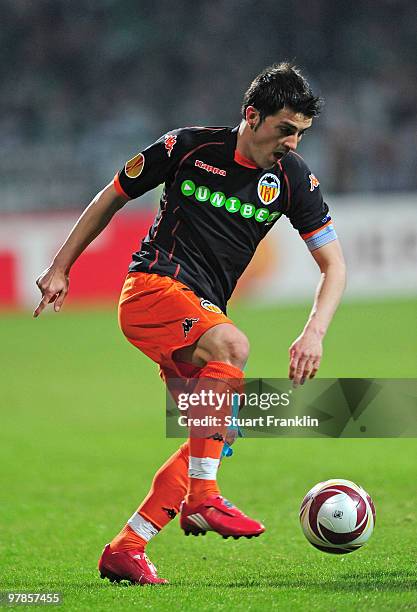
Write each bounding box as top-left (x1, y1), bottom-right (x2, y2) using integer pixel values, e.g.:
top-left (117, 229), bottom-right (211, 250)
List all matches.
top-left (1, 298), bottom-right (417, 610)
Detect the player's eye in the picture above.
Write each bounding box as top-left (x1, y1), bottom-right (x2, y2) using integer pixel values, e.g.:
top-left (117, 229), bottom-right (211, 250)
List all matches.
top-left (279, 128), bottom-right (295, 137)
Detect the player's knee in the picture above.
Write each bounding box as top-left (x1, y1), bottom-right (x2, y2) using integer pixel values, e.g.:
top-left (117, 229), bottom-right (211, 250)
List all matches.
top-left (225, 333), bottom-right (250, 369)
top-left (209, 327), bottom-right (250, 369)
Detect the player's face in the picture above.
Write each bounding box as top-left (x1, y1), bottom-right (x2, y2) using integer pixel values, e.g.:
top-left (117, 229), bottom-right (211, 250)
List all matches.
top-left (247, 107), bottom-right (313, 168)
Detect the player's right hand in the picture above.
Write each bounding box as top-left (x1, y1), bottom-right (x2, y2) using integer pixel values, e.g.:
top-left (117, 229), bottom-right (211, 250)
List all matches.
top-left (33, 265), bottom-right (69, 317)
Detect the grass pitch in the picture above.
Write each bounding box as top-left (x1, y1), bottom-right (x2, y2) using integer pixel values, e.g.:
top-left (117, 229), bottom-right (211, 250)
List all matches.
top-left (1, 298), bottom-right (417, 610)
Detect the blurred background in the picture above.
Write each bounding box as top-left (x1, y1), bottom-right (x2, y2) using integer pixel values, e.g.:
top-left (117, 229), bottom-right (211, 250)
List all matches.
top-left (0, 0), bottom-right (416, 309)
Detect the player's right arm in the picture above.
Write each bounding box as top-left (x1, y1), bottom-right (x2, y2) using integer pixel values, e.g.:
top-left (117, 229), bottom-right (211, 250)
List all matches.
top-left (33, 182), bottom-right (129, 317)
top-left (34, 127), bottom-right (194, 317)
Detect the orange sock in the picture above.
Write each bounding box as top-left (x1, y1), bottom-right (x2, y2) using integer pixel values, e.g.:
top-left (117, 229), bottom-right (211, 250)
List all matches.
top-left (110, 524), bottom-right (147, 552)
top-left (139, 441), bottom-right (189, 527)
top-left (110, 442), bottom-right (189, 552)
top-left (186, 361), bottom-right (244, 508)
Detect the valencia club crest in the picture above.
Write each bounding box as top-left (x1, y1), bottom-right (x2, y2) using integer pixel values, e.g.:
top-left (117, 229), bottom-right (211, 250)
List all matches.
top-left (257, 173), bottom-right (280, 205)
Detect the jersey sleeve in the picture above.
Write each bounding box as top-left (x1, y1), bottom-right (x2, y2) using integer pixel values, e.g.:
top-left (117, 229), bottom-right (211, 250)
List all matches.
top-left (284, 154), bottom-right (337, 252)
top-left (113, 128), bottom-right (189, 200)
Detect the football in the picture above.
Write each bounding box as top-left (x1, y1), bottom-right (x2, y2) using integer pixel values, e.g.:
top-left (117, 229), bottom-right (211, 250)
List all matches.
top-left (299, 479), bottom-right (376, 554)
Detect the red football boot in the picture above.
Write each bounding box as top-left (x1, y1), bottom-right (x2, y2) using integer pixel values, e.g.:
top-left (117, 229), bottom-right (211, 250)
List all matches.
top-left (180, 496), bottom-right (265, 539)
top-left (98, 544), bottom-right (168, 585)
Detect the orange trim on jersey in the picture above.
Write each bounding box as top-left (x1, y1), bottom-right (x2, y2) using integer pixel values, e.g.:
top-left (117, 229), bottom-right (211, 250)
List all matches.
top-left (113, 173), bottom-right (130, 199)
top-left (301, 219), bottom-right (332, 240)
top-left (234, 149), bottom-right (258, 169)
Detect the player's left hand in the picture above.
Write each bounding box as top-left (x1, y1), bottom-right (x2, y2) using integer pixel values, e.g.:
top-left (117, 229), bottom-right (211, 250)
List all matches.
top-left (288, 329), bottom-right (323, 386)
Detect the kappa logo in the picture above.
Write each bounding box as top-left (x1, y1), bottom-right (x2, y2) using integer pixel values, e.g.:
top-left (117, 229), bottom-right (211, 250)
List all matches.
top-left (208, 432), bottom-right (224, 442)
top-left (195, 159), bottom-right (227, 176)
top-left (164, 133), bottom-right (177, 157)
top-left (200, 298), bottom-right (222, 314)
top-left (162, 507), bottom-right (177, 519)
top-left (182, 317), bottom-right (199, 338)
top-left (309, 173), bottom-right (320, 191)
top-left (333, 510), bottom-right (344, 519)
top-left (257, 173), bottom-right (280, 205)
top-left (125, 152), bottom-right (145, 178)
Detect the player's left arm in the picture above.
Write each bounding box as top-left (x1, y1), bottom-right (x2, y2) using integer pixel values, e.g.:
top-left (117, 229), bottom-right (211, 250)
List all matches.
top-left (283, 155), bottom-right (346, 386)
top-left (289, 239), bottom-right (346, 385)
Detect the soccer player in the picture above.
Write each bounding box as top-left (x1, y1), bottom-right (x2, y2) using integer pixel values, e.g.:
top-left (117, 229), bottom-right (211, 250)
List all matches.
top-left (34, 63), bottom-right (346, 585)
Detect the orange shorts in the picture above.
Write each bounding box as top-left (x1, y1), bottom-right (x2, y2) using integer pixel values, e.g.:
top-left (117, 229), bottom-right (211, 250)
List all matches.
top-left (118, 272), bottom-right (233, 376)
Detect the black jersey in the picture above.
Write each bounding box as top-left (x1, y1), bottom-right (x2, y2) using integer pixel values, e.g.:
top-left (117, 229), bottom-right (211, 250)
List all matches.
top-left (114, 126), bottom-right (335, 313)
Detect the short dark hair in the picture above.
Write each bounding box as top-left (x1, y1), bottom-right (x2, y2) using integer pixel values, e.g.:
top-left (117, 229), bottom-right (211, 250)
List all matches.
top-left (241, 62), bottom-right (322, 122)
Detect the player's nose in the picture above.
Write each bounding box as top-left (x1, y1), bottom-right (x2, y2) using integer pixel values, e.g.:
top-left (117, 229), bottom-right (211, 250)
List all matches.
top-left (283, 134), bottom-right (298, 151)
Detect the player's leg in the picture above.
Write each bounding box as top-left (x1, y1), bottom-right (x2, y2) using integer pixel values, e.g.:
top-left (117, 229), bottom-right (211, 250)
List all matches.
top-left (110, 441), bottom-right (189, 548)
top-left (106, 362), bottom-right (198, 549)
top-left (176, 324), bottom-right (265, 538)
top-left (115, 336), bottom-right (250, 548)
top-left (99, 363), bottom-right (200, 585)
top-left (107, 334), bottom-right (249, 557)
top-left (100, 274), bottom-right (217, 584)
top-left (99, 273), bottom-right (262, 584)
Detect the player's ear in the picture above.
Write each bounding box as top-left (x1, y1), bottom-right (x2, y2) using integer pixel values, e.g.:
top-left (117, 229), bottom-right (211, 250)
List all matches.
top-left (245, 106), bottom-right (260, 129)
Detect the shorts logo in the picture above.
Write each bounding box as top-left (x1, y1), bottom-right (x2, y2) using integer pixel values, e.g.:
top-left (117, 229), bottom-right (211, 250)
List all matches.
top-left (200, 298), bottom-right (222, 314)
top-left (182, 317), bottom-right (199, 338)
top-left (164, 133), bottom-right (177, 157)
top-left (209, 432), bottom-right (224, 441)
top-left (257, 173), bottom-right (280, 205)
top-left (309, 173), bottom-right (320, 191)
top-left (162, 507), bottom-right (177, 519)
top-left (125, 153), bottom-right (145, 178)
